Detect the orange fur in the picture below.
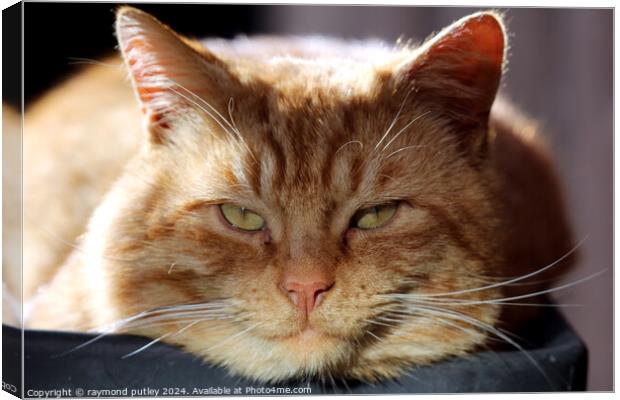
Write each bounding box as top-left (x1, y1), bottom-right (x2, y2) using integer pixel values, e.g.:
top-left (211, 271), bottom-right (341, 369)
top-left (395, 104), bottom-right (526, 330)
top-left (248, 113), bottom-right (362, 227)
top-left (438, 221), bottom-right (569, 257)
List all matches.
top-left (20, 8), bottom-right (573, 383)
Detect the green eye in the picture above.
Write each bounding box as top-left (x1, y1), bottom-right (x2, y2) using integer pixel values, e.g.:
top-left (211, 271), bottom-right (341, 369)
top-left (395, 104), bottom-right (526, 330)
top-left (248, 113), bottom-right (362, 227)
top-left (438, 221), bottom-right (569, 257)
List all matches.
top-left (219, 204), bottom-right (266, 231)
top-left (352, 203), bottom-right (398, 230)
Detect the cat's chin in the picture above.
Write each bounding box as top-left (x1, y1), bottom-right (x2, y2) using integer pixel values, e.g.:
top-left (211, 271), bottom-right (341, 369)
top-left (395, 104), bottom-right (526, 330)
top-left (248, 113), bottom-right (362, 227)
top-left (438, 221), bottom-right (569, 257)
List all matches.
top-left (197, 327), bottom-right (353, 383)
top-left (281, 326), bottom-right (331, 343)
top-left (273, 326), bottom-right (341, 354)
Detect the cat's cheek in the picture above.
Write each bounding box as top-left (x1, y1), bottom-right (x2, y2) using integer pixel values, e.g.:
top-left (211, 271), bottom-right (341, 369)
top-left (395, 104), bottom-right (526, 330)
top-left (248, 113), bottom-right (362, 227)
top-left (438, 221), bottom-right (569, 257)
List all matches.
top-left (342, 226), bottom-right (393, 247)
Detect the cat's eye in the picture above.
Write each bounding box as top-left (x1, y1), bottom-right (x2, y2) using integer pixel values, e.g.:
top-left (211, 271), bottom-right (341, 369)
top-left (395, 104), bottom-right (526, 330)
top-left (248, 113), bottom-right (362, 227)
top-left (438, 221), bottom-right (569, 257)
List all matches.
top-left (219, 204), bottom-right (266, 231)
top-left (351, 203), bottom-right (399, 230)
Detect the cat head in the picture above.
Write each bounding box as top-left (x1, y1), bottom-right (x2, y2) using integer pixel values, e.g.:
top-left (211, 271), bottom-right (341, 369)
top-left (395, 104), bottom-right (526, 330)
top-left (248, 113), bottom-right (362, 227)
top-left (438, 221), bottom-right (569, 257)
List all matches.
top-left (87, 7), bottom-right (507, 382)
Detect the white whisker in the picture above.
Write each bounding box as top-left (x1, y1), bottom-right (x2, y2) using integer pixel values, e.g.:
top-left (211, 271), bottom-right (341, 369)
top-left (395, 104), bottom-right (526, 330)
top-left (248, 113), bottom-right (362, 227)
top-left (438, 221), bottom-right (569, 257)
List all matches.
top-left (121, 332), bottom-right (172, 359)
top-left (387, 268), bottom-right (605, 306)
top-left (384, 145), bottom-right (428, 159)
top-left (56, 300), bottom-right (239, 356)
top-left (335, 140), bottom-right (364, 155)
top-left (366, 330), bottom-right (384, 342)
top-left (363, 318), bottom-right (398, 328)
top-left (123, 317), bottom-right (218, 359)
top-left (400, 304), bottom-right (552, 385)
top-left (167, 262), bottom-right (177, 274)
top-left (166, 79), bottom-right (236, 134)
top-left (165, 86), bottom-right (233, 137)
top-left (401, 236), bottom-right (589, 298)
top-left (374, 89), bottom-right (412, 150)
top-left (381, 110), bottom-right (431, 152)
top-left (66, 57), bottom-right (122, 69)
top-left (201, 321), bottom-right (263, 354)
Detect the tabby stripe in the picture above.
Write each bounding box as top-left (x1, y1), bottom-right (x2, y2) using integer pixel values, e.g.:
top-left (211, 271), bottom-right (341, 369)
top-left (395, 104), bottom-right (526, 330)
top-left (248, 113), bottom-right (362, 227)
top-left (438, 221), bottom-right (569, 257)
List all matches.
top-left (264, 132), bottom-right (287, 191)
top-left (321, 129), bottom-right (347, 189)
top-left (348, 153), bottom-right (366, 195)
top-left (245, 150), bottom-right (262, 196)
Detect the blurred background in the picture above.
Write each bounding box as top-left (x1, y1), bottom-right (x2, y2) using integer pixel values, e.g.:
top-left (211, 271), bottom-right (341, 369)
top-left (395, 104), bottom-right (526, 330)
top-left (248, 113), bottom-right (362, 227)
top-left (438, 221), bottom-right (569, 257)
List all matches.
top-left (20, 3), bottom-right (612, 391)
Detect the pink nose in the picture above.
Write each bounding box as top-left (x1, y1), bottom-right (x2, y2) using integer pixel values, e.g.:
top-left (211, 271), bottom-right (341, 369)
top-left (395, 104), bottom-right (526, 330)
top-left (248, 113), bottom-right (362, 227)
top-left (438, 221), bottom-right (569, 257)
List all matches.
top-left (280, 279), bottom-right (334, 316)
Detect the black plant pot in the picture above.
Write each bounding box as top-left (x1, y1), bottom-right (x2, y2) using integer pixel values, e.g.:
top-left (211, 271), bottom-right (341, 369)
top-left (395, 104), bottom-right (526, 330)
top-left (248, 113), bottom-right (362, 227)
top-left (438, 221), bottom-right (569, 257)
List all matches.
top-left (3, 307), bottom-right (587, 397)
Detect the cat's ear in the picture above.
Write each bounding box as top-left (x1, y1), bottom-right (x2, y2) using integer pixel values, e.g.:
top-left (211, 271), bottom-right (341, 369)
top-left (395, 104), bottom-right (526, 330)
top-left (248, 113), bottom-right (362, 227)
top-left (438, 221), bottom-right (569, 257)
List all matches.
top-left (395, 12), bottom-right (506, 127)
top-left (116, 7), bottom-right (233, 143)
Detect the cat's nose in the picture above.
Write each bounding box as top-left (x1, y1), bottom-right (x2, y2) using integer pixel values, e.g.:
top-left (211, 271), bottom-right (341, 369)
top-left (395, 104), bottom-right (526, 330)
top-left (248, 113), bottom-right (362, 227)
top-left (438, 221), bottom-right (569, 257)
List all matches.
top-left (280, 275), bottom-right (334, 316)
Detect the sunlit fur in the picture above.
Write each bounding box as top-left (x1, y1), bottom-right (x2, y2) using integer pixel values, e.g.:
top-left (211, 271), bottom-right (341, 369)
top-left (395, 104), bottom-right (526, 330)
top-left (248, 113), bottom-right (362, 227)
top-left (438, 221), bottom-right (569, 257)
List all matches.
top-left (21, 8), bottom-right (573, 383)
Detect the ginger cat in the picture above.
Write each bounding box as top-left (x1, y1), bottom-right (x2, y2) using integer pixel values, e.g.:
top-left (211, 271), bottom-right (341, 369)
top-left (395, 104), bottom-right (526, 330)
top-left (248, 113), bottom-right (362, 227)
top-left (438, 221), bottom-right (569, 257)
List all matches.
top-left (12, 8), bottom-right (574, 383)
